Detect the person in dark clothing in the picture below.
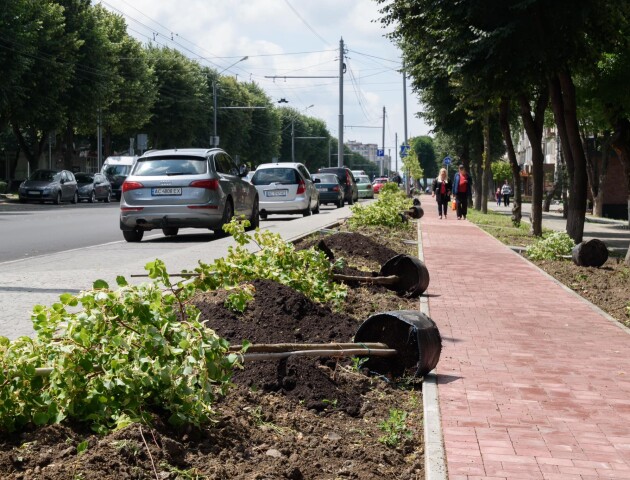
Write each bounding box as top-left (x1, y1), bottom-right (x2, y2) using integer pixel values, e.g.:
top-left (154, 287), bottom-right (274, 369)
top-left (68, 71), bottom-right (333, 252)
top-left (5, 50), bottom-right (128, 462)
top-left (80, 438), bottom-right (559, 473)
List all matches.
top-left (452, 164), bottom-right (472, 220)
top-left (432, 168), bottom-right (451, 219)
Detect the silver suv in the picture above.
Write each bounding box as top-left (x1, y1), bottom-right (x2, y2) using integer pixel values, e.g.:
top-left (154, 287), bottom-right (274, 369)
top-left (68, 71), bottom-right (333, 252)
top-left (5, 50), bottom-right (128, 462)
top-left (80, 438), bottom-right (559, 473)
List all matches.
top-left (119, 148), bottom-right (259, 242)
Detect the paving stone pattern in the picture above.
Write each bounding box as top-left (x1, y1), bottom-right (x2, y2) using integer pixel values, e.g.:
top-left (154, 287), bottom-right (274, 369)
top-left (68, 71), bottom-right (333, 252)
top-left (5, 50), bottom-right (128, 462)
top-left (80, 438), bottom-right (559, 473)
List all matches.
top-left (421, 209), bottom-right (630, 479)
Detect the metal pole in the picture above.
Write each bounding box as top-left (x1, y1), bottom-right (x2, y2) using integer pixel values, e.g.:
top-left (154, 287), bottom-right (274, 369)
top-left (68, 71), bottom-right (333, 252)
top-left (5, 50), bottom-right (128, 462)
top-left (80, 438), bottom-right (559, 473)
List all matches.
top-left (97, 109), bottom-right (102, 170)
top-left (395, 132), bottom-right (398, 174)
top-left (328, 138), bottom-right (331, 167)
top-left (212, 81), bottom-right (218, 147)
top-left (338, 37), bottom-right (344, 167)
top-left (291, 119), bottom-right (295, 162)
top-left (381, 106), bottom-right (385, 176)
top-left (403, 68), bottom-right (409, 194)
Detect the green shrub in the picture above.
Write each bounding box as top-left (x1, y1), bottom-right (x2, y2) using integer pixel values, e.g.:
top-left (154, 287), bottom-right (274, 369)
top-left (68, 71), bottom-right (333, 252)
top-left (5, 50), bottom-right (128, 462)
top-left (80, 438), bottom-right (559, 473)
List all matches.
top-left (0, 181), bottom-right (7, 194)
top-left (348, 183), bottom-right (412, 229)
top-left (526, 232), bottom-right (575, 260)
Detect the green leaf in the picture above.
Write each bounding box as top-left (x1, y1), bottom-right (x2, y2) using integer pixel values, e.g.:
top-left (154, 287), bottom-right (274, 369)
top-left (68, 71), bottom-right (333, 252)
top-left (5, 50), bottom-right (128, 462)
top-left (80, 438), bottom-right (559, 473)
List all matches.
top-left (116, 276), bottom-right (128, 287)
top-left (93, 279), bottom-right (109, 290)
top-left (33, 412), bottom-right (49, 425)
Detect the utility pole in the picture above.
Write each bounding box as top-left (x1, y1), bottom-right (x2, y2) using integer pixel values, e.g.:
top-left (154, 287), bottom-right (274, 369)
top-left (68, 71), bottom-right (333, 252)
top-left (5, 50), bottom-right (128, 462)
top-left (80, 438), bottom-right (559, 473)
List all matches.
top-left (338, 37), bottom-right (344, 167)
top-left (97, 108), bottom-right (102, 170)
top-left (395, 132), bottom-right (398, 174)
top-left (381, 106), bottom-right (385, 176)
top-left (403, 67), bottom-right (409, 193)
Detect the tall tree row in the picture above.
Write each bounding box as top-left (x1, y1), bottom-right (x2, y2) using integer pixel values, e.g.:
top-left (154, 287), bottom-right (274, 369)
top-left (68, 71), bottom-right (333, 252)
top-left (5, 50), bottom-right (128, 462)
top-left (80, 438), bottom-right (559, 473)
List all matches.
top-left (0, 0), bottom-right (335, 179)
top-left (376, 0), bottom-right (630, 246)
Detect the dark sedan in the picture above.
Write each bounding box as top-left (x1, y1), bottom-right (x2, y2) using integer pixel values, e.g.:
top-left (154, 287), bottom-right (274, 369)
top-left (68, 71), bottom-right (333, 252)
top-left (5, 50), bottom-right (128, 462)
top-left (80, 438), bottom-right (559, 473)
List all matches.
top-left (18, 169), bottom-right (78, 204)
top-left (312, 173), bottom-right (344, 208)
top-left (76, 172), bottom-right (112, 203)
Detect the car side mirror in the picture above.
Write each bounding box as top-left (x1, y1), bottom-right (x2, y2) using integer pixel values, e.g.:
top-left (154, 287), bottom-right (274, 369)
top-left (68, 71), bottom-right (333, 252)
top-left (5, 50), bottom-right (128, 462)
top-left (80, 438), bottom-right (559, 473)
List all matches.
top-left (60, 178), bottom-right (65, 184)
top-left (239, 164), bottom-right (249, 177)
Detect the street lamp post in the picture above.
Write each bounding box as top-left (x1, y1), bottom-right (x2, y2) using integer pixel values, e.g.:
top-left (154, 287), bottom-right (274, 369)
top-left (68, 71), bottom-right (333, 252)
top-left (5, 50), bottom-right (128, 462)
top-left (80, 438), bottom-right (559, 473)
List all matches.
top-left (212, 56), bottom-right (248, 147)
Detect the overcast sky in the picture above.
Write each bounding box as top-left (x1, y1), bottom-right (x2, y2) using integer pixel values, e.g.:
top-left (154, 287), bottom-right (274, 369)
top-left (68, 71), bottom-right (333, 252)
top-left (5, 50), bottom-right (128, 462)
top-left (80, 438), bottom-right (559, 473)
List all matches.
top-left (100, 0), bottom-right (430, 167)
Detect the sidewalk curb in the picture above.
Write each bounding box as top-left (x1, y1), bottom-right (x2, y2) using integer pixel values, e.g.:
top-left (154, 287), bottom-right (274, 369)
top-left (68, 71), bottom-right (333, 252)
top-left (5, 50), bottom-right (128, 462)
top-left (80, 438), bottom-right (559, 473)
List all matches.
top-left (417, 220), bottom-right (448, 480)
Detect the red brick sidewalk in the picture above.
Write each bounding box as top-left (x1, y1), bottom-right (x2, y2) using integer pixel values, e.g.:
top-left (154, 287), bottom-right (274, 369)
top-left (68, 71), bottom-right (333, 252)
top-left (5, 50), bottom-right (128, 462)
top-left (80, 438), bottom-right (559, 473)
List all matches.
top-left (420, 205), bottom-right (630, 479)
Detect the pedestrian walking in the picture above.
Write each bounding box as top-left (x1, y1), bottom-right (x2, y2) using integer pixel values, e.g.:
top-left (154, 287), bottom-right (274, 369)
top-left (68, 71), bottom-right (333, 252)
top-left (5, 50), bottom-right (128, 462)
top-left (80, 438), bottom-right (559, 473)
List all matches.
top-left (452, 164), bottom-right (472, 220)
top-left (501, 180), bottom-right (512, 207)
top-left (432, 168), bottom-right (452, 219)
top-left (495, 187), bottom-right (502, 206)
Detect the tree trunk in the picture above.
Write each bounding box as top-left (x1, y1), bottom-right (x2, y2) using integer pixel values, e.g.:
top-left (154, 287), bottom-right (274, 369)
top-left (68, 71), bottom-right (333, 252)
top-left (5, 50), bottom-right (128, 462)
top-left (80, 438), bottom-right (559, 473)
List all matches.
top-left (481, 110), bottom-right (491, 214)
top-left (557, 71), bottom-right (588, 243)
top-left (499, 97), bottom-right (522, 226)
top-left (62, 125), bottom-right (74, 171)
top-left (12, 123), bottom-right (46, 174)
top-left (610, 117), bottom-right (630, 265)
top-left (518, 89), bottom-right (548, 237)
top-left (474, 135), bottom-right (483, 211)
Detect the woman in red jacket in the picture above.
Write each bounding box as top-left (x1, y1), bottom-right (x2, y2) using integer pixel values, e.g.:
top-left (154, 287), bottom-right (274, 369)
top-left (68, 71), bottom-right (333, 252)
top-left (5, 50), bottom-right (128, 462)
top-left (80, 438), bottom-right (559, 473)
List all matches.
top-left (452, 164), bottom-right (472, 220)
top-left (431, 168), bottom-right (452, 219)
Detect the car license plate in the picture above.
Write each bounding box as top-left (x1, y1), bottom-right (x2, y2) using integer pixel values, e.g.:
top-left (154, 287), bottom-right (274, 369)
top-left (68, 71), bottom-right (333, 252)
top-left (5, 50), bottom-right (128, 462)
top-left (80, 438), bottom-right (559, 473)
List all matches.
top-left (152, 187), bottom-right (182, 196)
top-left (28, 190), bottom-right (41, 195)
top-left (266, 190), bottom-right (287, 197)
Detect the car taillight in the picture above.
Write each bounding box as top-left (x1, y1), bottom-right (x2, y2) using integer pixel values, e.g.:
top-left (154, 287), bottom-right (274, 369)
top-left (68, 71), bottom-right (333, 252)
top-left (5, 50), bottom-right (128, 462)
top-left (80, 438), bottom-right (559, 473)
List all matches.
top-left (122, 181), bottom-right (143, 192)
top-left (367, 184), bottom-right (372, 189)
top-left (332, 186), bottom-right (340, 192)
top-left (296, 180), bottom-right (306, 195)
top-left (190, 179), bottom-right (219, 190)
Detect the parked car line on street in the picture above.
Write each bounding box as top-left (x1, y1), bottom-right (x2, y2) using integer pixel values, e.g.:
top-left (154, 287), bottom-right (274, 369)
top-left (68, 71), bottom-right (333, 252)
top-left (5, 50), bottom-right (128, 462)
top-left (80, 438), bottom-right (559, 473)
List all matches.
top-left (18, 169), bottom-right (78, 205)
top-left (119, 148), bottom-right (258, 242)
top-left (317, 167), bottom-right (359, 205)
top-left (251, 162), bottom-right (320, 219)
top-left (76, 172), bottom-right (112, 203)
top-left (311, 173), bottom-right (344, 208)
top-left (355, 174), bottom-right (374, 199)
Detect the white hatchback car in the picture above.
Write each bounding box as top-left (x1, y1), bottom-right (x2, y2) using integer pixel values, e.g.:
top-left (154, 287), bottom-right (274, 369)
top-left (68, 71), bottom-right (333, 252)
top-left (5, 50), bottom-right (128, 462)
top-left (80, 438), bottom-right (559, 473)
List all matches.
top-left (251, 162), bottom-right (320, 219)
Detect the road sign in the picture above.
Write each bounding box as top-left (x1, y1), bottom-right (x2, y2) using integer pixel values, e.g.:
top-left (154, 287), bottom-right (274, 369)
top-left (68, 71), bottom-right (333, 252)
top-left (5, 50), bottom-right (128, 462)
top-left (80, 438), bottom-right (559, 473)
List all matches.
top-left (443, 156), bottom-right (452, 165)
top-left (377, 149), bottom-right (384, 157)
top-left (400, 144), bottom-right (410, 157)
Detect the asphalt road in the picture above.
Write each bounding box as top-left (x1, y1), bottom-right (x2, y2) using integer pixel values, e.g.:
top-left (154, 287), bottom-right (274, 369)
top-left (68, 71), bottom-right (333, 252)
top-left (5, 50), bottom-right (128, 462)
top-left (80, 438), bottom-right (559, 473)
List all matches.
top-left (0, 200), bottom-right (360, 339)
top-left (0, 201), bottom-right (122, 263)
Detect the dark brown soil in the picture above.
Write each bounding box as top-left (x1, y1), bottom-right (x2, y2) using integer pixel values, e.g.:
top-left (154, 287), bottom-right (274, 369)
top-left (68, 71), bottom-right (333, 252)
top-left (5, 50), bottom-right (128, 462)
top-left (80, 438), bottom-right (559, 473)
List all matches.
top-left (533, 257), bottom-right (630, 327)
top-left (0, 227), bottom-right (425, 479)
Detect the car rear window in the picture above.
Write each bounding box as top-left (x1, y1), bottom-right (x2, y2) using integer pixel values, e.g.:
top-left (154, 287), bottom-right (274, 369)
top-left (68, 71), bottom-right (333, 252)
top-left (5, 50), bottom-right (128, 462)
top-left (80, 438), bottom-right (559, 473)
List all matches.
top-left (75, 173), bottom-right (94, 183)
top-left (356, 176), bottom-right (371, 184)
top-left (313, 174), bottom-right (338, 184)
top-left (132, 157), bottom-right (207, 176)
top-left (252, 168), bottom-right (299, 185)
top-left (103, 165), bottom-right (131, 176)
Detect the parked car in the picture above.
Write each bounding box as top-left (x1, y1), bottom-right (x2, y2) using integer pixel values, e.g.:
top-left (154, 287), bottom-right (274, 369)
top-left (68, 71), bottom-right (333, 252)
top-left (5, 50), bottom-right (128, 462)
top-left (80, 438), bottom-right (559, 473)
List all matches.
top-left (312, 173), bottom-right (344, 208)
top-left (355, 174), bottom-right (374, 199)
top-left (317, 167), bottom-right (359, 205)
top-left (251, 163), bottom-right (319, 219)
top-left (18, 169), bottom-right (78, 204)
top-left (372, 177), bottom-right (389, 194)
top-left (102, 155), bottom-right (137, 200)
top-left (351, 169), bottom-right (366, 178)
top-left (75, 172), bottom-right (112, 203)
top-left (119, 148), bottom-right (258, 242)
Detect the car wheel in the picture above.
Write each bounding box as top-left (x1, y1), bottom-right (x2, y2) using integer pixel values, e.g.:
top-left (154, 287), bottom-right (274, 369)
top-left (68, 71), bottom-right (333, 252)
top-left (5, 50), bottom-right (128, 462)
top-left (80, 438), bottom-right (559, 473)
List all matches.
top-left (122, 229), bottom-right (144, 242)
top-left (162, 227), bottom-right (179, 237)
top-left (216, 199), bottom-right (234, 236)
top-left (89, 190), bottom-right (96, 203)
top-left (105, 190), bottom-right (111, 203)
top-left (302, 199), bottom-right (312, 217)
top-left (246, 198), bottom-right (260, 231)
top-left (313, 198), bottom-right (320, 214)
top-left (54, 191), bottom-right (62, 205)
top-left (348, 195), bottom-right (354, 205)
top-left (71, 192), bottom-right (78, 204)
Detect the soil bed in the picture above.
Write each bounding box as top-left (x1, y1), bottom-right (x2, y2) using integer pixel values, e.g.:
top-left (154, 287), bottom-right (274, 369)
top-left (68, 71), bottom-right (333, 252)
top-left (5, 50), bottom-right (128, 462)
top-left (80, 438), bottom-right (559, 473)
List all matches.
top-left (0, 224), bottom-right (426, 479)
